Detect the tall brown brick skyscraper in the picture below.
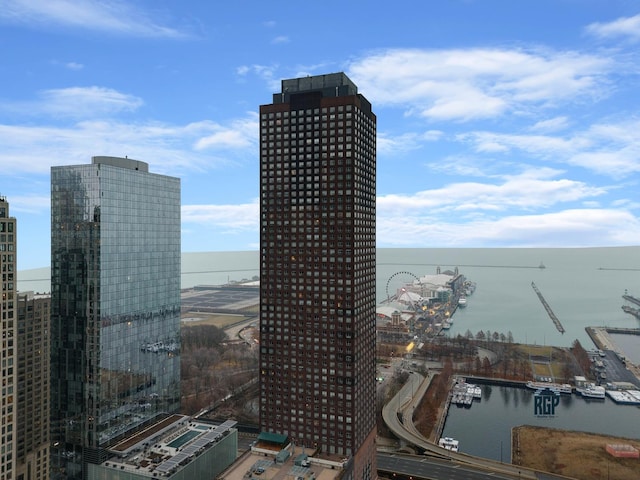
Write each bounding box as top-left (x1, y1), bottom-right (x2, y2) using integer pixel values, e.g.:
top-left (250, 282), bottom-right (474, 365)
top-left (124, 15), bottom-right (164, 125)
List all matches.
top-left (259, 73), bottom-right (377, 480)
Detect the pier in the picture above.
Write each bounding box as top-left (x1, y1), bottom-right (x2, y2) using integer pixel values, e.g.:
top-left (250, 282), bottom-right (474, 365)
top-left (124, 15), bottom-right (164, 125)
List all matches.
top-left (531, 282), bottom-right (565, 334)
top-left (622, 294), bottom-right (640, 307)
top-left (622, 305), bottom-right (640, 320)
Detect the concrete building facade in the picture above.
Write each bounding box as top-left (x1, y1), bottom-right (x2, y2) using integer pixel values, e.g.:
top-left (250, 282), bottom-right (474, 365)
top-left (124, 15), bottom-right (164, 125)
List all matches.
top-left (50, 157), bottom-right (181, 480)
top-left (0, 196), bottom-right (17, 480)
top-left (16, 291), bottom-right (51, 480)
top-left (259, 73), bottom-right (377, 480)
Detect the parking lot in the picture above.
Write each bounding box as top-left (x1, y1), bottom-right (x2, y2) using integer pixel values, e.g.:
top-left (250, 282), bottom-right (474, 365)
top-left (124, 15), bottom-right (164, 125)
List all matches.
top-left (181, 285), bottom-right (259, 313)
top-left (594, 350), bottom-right (639, 387)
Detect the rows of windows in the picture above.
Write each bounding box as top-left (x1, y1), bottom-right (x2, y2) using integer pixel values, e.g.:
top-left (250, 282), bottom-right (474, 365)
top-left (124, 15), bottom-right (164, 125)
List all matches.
top-left (259, 93), bottom-right (376, 458)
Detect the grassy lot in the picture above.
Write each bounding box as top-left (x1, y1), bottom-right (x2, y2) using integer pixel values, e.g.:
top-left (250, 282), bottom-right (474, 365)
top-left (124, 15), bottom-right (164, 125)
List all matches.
top-left (513, 426), bottom-right (640, 480)
top-left (180, 312), bottom-right (247, 329)
top-left (517, 345), bottom-right (572, 381)
top-left (531, 362), bottom-right (553, 377)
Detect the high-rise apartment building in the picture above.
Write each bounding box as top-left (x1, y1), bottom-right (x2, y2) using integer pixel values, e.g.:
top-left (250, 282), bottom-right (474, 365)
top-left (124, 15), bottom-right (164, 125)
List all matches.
top-left (16, 291), bottom-right (50, 480)
top-left (0, 196), bottom-right (17, 480)
top-left (50, 157), bottom-right (181, 480)
top-left (259, 73), bottom-right (377, 480)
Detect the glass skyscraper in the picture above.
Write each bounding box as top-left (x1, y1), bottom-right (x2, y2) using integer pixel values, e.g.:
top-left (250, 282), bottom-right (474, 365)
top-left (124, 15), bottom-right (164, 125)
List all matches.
top-left (50, 157), bottom-right (181, 480)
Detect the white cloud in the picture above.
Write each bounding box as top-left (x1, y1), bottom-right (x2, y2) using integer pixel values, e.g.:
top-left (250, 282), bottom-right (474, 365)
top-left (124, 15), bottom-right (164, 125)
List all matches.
top-left (271, 35), bottom-right (289, 45)
top-left (377, 130), bottom-right (443, 156)
top-left (459, 118), bottom-right (640, 177)
top-left (427, 155), bottom-right (498, 178)
top-left (377, 168), bottom-right (606, 216)
top-left (0, 115), bottom-right (258, 176)
top-left (4, 194), bottom-right (50, 214)
top-left (459, 131), bottom-right (582, 156)
top-left (194, 115), bottom-right (258, 150)
top-left (236, 66), bottom-right (250, 76)
top-left (347, 48), bottom-right (612, 121)
top-left (236, 64), bottom-right (280, 91)
top-left (586, 14), bottom-right (640, 41)
top-left (0, 0), bottom-right (186, 38)
top-left (529, 116), bottom-right (570, 133)
top-left (34, 86), bottom-right (143, 118)
top-left (182, 201), bottom-right (258, 231)
top-left (376, 208), bottom-right (640, 248)
top-left (65, 62), bottom-right (84, 70)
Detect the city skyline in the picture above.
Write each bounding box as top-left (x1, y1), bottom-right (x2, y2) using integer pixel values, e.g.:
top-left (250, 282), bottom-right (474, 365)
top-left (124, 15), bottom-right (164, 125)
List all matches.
top-left (2, 0), bottom-right (640, 270)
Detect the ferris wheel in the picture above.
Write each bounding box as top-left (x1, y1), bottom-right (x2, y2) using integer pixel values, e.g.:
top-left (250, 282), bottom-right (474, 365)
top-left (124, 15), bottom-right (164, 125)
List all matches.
top-left (385, 271), bottom-right (421, 302)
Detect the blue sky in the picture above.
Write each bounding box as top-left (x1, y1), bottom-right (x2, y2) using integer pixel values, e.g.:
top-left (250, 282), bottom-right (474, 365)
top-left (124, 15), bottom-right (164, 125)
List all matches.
top-left (2, 0), bottom-right (640, 270)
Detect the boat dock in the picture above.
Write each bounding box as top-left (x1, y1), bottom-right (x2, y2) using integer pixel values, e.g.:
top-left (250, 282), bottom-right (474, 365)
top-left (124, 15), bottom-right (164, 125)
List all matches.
top-left (531, 282), bottom-right (565, 334)
top-left (450, 380), bottom-right (482, 407)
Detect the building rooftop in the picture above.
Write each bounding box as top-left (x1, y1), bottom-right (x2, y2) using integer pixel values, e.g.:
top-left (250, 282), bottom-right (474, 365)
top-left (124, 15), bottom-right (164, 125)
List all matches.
top-left (220, 442), bottom-right (346, 480)
top-left (100, 416), bottom-right (237, 478)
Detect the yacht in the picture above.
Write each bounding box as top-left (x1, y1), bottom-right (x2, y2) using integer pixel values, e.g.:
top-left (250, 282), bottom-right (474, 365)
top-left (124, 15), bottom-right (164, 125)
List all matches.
top-left (526, 381), bottom-right (572, 394)
top-left (578, 384), bottom-right (606, 399)
top-left (438, 437), bottom-right (459, 452)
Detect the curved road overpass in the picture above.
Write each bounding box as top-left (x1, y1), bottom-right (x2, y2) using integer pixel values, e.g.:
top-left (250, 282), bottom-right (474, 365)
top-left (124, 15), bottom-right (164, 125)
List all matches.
top-left (381, 372), bottom-right (540, 479)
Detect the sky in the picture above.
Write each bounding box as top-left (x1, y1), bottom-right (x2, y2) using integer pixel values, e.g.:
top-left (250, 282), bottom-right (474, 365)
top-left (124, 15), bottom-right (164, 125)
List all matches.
top-left (2, 0), bottom-right (640, 270)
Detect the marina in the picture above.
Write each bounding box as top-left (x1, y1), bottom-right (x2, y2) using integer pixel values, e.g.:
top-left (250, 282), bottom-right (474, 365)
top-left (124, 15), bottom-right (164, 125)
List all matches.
top-left (441, 383), bottom-right (640, 461)
top-left (606, 390), bottom-right (640, 405)
top-left (450, 380), bottom-right (482, 407)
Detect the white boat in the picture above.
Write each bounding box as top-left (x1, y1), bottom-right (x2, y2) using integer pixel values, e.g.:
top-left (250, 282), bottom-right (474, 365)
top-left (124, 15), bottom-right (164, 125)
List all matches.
top-left (526, 381), bottom-right (572, 394)
top-left (441, 321), bottom-right (451, 330)
top-left (438, 437), bottom-right (459, 452)
top-left (578, 384), bottom-right (606, 399)
top-left (458, 297), bottom-right (467, 308)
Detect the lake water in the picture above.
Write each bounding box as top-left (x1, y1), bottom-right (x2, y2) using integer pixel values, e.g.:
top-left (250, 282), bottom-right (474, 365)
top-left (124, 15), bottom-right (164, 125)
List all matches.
top-left (18, 246), bottom-right (640, 348)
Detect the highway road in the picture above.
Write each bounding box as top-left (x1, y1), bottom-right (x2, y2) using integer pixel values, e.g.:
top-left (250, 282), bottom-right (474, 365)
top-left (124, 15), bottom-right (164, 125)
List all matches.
top-left (377, 453), bottom-right (572, 480)
top-left (378, 453), bottom-right (528, 480)
top-left (381, 372), bottom-right (540, 479)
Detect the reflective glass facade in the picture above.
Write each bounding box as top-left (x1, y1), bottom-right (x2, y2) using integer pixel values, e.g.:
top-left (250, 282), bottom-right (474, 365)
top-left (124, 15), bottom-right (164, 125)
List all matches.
top-left (259, 74), bottom-right (377, 480)
top-left (50, 157), bottom-right (180, 480)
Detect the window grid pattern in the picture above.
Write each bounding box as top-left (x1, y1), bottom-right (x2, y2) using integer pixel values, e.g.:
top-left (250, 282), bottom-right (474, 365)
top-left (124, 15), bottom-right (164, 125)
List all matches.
top-left (259, 96), bottom-right (376, 464)
top-left (0, 197), bottom-right (17, 480)
top-left (50, 162), bottom-right (181, 480)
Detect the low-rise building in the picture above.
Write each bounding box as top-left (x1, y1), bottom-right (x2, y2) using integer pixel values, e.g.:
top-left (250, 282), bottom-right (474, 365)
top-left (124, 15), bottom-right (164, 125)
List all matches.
top-left (87, 416), bottom-right (237, 480)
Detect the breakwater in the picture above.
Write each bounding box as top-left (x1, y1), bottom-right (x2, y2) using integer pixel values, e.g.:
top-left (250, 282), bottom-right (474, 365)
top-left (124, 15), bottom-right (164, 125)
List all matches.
top-left (622, 294), bottom-right (640, 307)
top-left (531, 282), bottom-right (565, 334)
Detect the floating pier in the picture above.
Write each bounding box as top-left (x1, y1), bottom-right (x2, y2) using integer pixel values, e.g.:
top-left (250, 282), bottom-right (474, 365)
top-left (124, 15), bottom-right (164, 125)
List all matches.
top-left (450, 380), bottom-right (482, 407)
top-left (531, 282), bottom-right (565, 334)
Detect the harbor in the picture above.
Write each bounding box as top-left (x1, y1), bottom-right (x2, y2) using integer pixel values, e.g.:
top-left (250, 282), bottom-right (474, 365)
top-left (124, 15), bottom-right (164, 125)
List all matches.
top-left (441, 381), bottom-right (640, 462)
top-left (450, 379), bottom-right (482, 407)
